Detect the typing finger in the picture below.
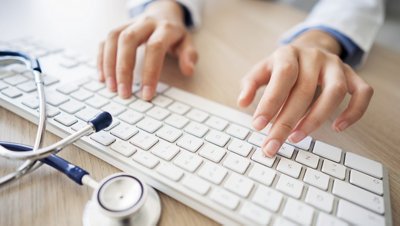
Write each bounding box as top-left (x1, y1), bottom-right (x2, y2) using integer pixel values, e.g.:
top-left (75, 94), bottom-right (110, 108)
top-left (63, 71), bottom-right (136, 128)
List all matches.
top-left (103, 23), bottom-right (130, 92)
top-left (175, 34), bottom-right (198, 76)
top-left (116, 19), bottom-right (156, 98)
top-left (289, 56), bottom-right (347, 143)
top-left (252, 47), bottom-right (299, 131)
top-left (97, 41), bottom-right (105, 82)
top-left (141, 23), bottom-right (184, 100)
top-left (262, 49), bottom-right (321, 157)
top-left (333, 65), bottom-right (373, 132)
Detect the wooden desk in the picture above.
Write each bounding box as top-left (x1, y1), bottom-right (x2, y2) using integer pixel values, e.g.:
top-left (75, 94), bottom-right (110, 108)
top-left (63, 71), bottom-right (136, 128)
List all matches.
top-left (1, 0), bottom-right (399, 225)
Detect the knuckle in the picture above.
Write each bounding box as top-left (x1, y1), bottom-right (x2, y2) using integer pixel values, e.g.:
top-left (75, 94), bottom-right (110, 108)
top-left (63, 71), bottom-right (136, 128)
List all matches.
top-left (107, 29), bottom-right (120, 41)
top-left (283, 44), bottom-right (298, 54)
top-left (116, 64), bottom-right (131, 76)
top-left (147, 39), bottom-right (166, 51)
top-left (276, 121), bottom-right (294, 133)
top-left (361, 84), bottom-right (374, 97)
top-left (330, 81), bottom-right (348, 96)
top-left (329, 54), bottom-right (342, 64)
top-left (278, 62), bottom-right (296, 77)
top-left (119, 30), bottom-right (136, 43)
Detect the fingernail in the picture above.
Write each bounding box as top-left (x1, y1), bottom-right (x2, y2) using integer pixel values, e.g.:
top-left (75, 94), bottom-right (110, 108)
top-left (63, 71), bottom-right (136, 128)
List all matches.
top-left (142, 85), bottom-right (154, 100)
top-left (288, 130), bottom-right (306, 143)
top-left (118, 83), bottom-right (129, 98)
top-left (336, 121), bottom-right (348, 132)
top-left (107, 77), bottom-right (116, 91)
top-left (262, 139), bottom-right (281, 157)
top-left (253, 116), bottom-right (268, 130)
top-left (238, 89), bottom-right (246, 101)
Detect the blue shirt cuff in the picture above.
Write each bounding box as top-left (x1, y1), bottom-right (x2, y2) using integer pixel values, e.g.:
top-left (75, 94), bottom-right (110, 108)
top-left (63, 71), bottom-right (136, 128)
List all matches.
top-left (128, 0), bottom-right (193, 28)
top-left (283, 25), bottom-right (364, 67)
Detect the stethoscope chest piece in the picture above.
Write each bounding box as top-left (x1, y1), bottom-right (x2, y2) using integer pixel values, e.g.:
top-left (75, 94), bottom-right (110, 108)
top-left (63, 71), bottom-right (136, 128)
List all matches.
top-left (83, 173), bottom-right (161, 226)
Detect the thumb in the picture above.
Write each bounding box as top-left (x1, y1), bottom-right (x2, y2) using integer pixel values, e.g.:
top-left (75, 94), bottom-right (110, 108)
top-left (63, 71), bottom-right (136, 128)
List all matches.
top-left (176, 34), bottom-right (198, 76)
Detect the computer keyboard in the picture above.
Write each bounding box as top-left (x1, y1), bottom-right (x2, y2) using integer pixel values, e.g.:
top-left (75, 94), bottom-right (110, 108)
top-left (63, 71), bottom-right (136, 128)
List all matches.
top-left (0, 38), bottom-right (393, 226)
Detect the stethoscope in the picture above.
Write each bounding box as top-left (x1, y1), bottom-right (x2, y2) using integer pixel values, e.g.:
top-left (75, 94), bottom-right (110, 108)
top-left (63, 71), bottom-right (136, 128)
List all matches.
top-left (0, 51), bottom-right (161, 226)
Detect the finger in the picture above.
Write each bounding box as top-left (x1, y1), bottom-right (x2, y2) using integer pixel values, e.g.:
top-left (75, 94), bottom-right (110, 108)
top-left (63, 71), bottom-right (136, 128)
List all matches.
top-left (103, 23), bottom-right (130, 92)
top-left (97, 41), bottom-right (105, 82)
top-left (262, 49), bottom-right (322, 157)
top-left (116, 20), bottom-right (156, 98)
top-left (289, 57), bottom-right (347, 143)
top-left (333, 65), bottom-right (373, 131)
top-left (175, 34), bottom-right (198, 76)
top-left (141, 24), bottom-right (183, 100)
top-left (252, 47), bottom-right (299, 131)
top-left (237, 60), bottom-right (272, 108)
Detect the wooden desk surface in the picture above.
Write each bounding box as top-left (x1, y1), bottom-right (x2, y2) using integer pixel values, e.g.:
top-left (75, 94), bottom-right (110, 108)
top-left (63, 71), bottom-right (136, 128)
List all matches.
top-left (1, 0), bottom-right (399, 225)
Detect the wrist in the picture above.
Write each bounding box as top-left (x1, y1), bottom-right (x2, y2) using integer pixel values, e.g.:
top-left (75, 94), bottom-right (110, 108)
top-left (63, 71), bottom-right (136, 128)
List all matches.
top-left (145, 0), bottom-right (185, 26)
top-left (291, 29), bottom-right (342, 56)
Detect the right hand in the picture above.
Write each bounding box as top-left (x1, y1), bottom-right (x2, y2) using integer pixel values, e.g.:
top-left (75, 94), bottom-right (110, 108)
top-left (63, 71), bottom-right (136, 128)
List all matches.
top-left (97, 0), bottom-right (198, 100)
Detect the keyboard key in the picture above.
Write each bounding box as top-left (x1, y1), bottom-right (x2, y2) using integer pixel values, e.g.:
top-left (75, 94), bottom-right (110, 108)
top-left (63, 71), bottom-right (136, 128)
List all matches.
top-left (322, 159), bottom-right (346, 180)
top-left (276, 157), bottom-right (302, 178)
top-left (86, 95), bottom-right (109, 108)
top-left (205, 116), bottom-right (228, 131)
top-left (252, 185), bottom-right (283, 212)
top-left (247, 132), bottom-right (266, 147)
top-left (157, 163), bottom-right (184, 181)
top-left (146, 106), bottom-right (170, 120)
top-left (17, 81), bottom-right (36, 93)
top-left (305, 186), bottom-right (334, 212)
top-left (129, 99), bottom-right (153, 112)
top-left (276, 174), bottom-right (304, 198)
top-left (197, 162), bottom-right (227, 184)
top-left (56, 83), bottom-right (79, 94)
top-left (75, 107), bottom-right (100, 122)
top-left (156, 82), bottom-right (170, 93)
top-left (71, 121), bottom-right (87, 132)
top-left (42, 75), bottom-right (59, 86)
top-left (1, 87), bottom-right (23, 98)
top-left (345, 152), bottom-right (383, 179)
top-left (282, 198), bottom-right (314, 226)
top-left (101, 102), bottom-right (126, 116)
top-left (225, 124), bottom-right (249, 140)
top-left (59, 99), bottom-right (85, 114)
top-left (332, 179), bottom-right (385, 214)
top-left (273, 217), bottom-right (297, 226)
top-left (313, 140), bottom-right (342, 162)
top-left (164, 113), bottom-right (189, 129)
top-left (295, 149), bottom-right (319, 168)
top-left (132, 151), bottom-right (159, 169)
top-left (110, 123), bottom-right (139, 140)
top-left (113, 95), bottom-right (136, 105)
top-left (3, 74), bottom-right (28, 85)
top-left (248, 164), bottom-right (276, 186)
top-left (21, 96), bottom-right (39, 109)
top-left (90, 131), bottom-right (116, 146)
top-left (337, 199), bottom-right (384, 226)
top-left (287, 135), bottom-right (312, 150)
top-left (151, 141), bottom-right (180, 161)
top-left (0, 81), bottom-right (8, 90)
top-left (155, 125), bottom-right (182, 142)
top-left (184, 121), bottom-right (209, 137)
top-left (316, 212), bottom-right (348, 226)
top-left (45, 92), bottom-right (69, 106)
top-left (40, 106), bottom-right (60, 118)
top-left (54, 113), bottom-right (77, 126)
top-left (277, 143), bottom-right (295, 158)
top-left (185, 109), bottom-right (209, 122)
top-left (303, 168), bottom-right (330, 190)
top-left (205, 130), bottom-right (230, 147)
top-left (118, 110), bottom-right (143, 125)
top-left (110, 140), bottom-right (136, 157)
top-left (239, 202), bottom-right (272, 226)
top-left (151, 95), bottom-right (173, 107)
top-left (168, 101), bottom-right (190, 115)
top-left (251, 148), bottom-right (276, 167)
top-left (98, 88), bottom-right (117, 98)
top-left (224, 173), bottom-right (254, 197)
top-left (227, 138), bottom-right (252, 157)
top-left (59, 57), bottom-right (79, 68)
top-left (136, 117), bottom-right (162, 133)
top-left (174, 151), bottom-right (202, 172)
top-left (104, 120), bottom-right (120, 131)
top-left (182, 175), bottom-right (210, 195)
top-left (210, 188), bottom-right (240, 210)
top-left (223, 153), bottom-right (250, 174)
top-left (350, 169), bottom-right (383, 195)
top-left (176, 134), bottom-right (203, 152)
top-left (198, 143), bottom-right (226, 163)
top-left (130, 131), bottom-right (158, 150)
top-left (83, 81), bottom-right (105, 92)
top-left (70, 88), bottom-right (93, 101)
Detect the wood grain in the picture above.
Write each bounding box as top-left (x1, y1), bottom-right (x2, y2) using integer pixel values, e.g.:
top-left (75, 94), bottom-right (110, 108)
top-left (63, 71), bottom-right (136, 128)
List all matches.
top-left (1, 0), bottom-right (399, 225)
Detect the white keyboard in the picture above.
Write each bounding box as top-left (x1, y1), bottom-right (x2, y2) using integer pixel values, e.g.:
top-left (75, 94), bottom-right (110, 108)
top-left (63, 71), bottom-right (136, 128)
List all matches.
top-left (0, 38), bottom-right (393, 226)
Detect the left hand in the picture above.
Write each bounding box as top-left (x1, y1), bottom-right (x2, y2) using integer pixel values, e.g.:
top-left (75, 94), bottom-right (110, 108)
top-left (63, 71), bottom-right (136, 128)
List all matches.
top-left (237, 30), bottom-right (374, 157)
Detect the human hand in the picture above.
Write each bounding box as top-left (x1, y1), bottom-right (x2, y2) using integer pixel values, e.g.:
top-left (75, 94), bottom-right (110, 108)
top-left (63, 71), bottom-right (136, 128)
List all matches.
top-left (98, 0), bottom-right (198, 100)
top-left (237, 30), bottom-right (373, 157)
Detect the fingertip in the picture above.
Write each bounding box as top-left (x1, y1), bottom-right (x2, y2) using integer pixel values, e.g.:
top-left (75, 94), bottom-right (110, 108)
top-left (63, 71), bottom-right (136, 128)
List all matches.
top-left (333, 120), bottom-right (348, 132)
top-left (142, 85), bottom-right (155, 101)
top-left (262, 139), bottom-right (281, 157)
top-left (252, 116), bottom-right (268, 131)
top-left (118, 83), bottom-right (131, 99)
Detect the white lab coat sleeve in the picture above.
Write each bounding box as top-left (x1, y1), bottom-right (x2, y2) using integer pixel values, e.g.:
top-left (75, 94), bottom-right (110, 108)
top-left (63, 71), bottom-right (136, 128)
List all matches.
top-left (126, 0), bottom-right (203, 29)
top-left (282, 0), bottom-right (385, 66)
